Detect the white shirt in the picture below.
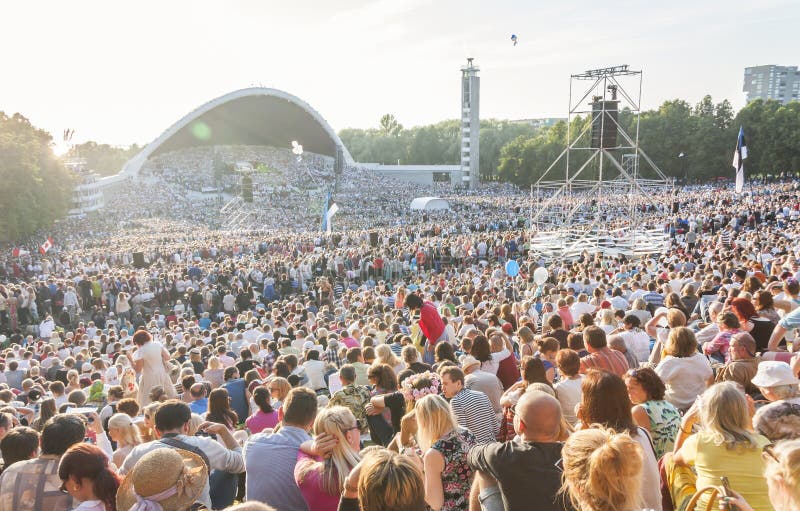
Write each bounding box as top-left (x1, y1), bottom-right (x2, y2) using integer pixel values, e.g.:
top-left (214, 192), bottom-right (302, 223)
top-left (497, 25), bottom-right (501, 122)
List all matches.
top-left (554, 376), bottom-right (583, 425)
top-left (655, 352), bottom-right (712, 410)
top-left (570, 301), bottom-right (596, 318)
top-left (303, 360), bottom-right (327, 391)
top-left (620, 329), bottom-right (651, 363)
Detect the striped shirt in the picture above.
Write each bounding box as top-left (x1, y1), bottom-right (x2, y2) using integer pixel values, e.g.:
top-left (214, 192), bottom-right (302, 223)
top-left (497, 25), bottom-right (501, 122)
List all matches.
top-left (450, 388), bottom-right (498, 445)
top-left (244, 426), bottom-right (312, 511)
top-left (579, 347), bottom-right (629, 376)
top-left (642, 291), bottom-right (665, 309)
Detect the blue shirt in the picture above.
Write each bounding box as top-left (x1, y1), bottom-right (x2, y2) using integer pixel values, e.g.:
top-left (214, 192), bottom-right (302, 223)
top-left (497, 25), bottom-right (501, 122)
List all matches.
top-left (778, 306), bottom-right (800, 330)
top-left (243, 425), bottom-right (312, 511)
top-left (189, 398), bottom-right (208, 415)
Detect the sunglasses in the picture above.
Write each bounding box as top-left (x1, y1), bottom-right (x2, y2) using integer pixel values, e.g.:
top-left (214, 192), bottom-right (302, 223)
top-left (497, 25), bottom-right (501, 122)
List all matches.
top-left (762, 443), bottom-right (778, 463)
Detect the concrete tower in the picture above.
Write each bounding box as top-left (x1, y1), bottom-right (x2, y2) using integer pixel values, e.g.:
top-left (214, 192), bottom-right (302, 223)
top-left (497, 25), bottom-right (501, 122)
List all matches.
top-left (460, 58), bottom-right (480, 189)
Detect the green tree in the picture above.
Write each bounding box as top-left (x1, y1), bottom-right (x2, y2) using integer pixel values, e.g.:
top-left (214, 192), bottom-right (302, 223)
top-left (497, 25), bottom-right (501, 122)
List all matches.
top-left (0, 112), bottom-right (73, 242)
top-left (65, 141), bottom-right (140, 176)
top-left (379, 114), bottom-right (403, 137)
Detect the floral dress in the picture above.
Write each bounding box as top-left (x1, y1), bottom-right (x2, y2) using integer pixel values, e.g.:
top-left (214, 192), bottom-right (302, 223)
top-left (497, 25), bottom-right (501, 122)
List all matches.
top-left (430, 427), bottom-right (477, 511)
top-left (642, 399), bottom-right (681, 458)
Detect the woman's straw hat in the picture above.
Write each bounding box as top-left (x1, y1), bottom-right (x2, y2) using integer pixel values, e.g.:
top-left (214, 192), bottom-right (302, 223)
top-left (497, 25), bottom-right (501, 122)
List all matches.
top-left (117, 448), bottom-right (207, 511)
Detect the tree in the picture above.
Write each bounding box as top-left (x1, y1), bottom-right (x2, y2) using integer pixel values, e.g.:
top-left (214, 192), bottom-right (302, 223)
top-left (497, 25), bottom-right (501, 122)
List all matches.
top-left (379, 114), bottom-right (403, 137)
top-left (0, 112), bottom-right (73, 242)
top-left (341, 95), bottom-right (800, 184)
top-left (64, 142), bottom-right (140, 176)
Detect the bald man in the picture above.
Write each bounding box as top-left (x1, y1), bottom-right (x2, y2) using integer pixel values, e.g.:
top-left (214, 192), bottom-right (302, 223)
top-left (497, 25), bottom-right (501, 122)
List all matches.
top-left (467, 391), bottom-right (575, 511)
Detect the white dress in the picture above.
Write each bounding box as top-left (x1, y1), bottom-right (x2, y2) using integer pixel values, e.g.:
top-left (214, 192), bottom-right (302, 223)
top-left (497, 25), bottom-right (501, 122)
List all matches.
top-left (133, 341), bottom-right (176, 405)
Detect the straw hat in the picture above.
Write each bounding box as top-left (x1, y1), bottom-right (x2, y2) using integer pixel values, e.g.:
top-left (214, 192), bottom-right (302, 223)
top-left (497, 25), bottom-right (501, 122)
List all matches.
top-left (117, 448), bottom-right (208, 511)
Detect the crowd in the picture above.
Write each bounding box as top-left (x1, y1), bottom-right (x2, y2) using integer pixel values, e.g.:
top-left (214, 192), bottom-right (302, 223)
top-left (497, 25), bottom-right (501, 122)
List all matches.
top-left (0, 163), bottom-right (798, 511)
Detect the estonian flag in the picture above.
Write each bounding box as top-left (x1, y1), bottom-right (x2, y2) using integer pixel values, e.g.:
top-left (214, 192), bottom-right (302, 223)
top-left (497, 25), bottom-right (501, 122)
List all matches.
top-left (325, 203), bottom-right (339, 234)
top-left (732, 125), bottom-right (747, 194)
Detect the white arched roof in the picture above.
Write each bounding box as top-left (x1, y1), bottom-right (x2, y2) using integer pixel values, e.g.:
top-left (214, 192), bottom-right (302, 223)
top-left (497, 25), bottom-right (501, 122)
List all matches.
top-left (410, 197), bottom-right (450, 211)
top-left (116, 87), bottom-right (354, 179)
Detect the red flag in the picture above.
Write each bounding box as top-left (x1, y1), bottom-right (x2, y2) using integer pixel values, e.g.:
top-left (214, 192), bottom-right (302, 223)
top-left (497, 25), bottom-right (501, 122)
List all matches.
top-left (11, 247), bottom-right (29, 257)
top-left (39, 237), bottom-right (54, 254)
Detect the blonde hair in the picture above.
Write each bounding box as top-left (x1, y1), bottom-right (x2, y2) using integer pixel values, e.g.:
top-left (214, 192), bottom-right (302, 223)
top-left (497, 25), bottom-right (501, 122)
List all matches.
top-left (108, 413), bottom-right (142, 447)
top-left (700, 382), bottom-right (761, 449)
top-left (358, 449), bottom-right (425, 511)
top-left (187, 413), bottom-right (204, 436)
top-left (561, 428), bottom-right (643, 511)
top-left (764, 439), bottom-right (800, 510)
top-left (596, 309), bottom-right (615, 326)
top-left (296, 406), bottom-right (360, 495)
top-left (270, 377), bottom-right (291, 402)
top-left (374, 344), bottom-right (400, 368)
top-left (207, 356), bottom-right (222, 370)
top-left (414, 394), bottom-right (459, 451)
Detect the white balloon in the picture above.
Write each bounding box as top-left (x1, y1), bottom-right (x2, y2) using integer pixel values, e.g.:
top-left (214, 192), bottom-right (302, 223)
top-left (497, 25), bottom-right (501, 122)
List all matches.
top-left (533, 267), bottom-right (549, 285)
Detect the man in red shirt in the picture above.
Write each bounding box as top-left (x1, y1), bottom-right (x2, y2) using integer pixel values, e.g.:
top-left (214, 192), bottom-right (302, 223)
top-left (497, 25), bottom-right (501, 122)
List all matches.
top-left (405, 293), bottom-right (445, 365)
top-left (579, 326), bottom-right (628, 376)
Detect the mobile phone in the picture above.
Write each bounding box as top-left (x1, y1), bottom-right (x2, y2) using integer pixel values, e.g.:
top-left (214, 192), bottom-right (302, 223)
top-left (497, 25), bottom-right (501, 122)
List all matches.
top-left (720, 476), bottom-right (732, 510)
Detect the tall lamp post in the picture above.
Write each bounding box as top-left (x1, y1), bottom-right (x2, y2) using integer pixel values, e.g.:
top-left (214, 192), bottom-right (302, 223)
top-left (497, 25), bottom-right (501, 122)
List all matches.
top-left (678, 152), bottom-right (688, 184)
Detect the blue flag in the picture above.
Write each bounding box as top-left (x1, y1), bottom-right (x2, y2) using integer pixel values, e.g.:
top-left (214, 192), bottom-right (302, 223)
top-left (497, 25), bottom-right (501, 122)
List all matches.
top-left (321, 191), bottom-right (331, 231)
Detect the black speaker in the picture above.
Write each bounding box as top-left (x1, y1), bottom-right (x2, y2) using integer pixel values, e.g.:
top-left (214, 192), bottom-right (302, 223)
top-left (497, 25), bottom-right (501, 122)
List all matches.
top-left (335, 146), bottom-right (344, 175)
top-left (241, 175), bottom-right (253, 203)
top-left (133, 252), bottom-right (146, 268)
top-left (590, 100), bottom-right (619, 149)
top-left (369, 231), bottom-right (379, 247)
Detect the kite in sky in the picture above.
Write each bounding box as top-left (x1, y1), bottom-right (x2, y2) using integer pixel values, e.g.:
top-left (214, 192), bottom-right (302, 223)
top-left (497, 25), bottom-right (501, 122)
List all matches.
top-left (511, 34), bottom-right (518, 46)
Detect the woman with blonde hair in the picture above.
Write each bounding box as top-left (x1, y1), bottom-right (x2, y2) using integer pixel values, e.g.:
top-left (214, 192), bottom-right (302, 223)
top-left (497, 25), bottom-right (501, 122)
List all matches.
top-left (267, 377), bottom-right (291, 418)
top-left (107, 412), bottom-right (142, 467)
top-left (666, 381), bottom-right (771, 511)
top-left (595, 309), bottom-right (617, 334)
top-left (340, 448), bottom-right (426, 511)
top-left (295, 406), bottom-right (361, 511)
top-left (66, 369), bottom-right (81, 393)
top-left (517, 326), bottom-right (537, 358)
top-left (374, 344), bottom-right (404, 374)
top-left (561, 427), bottom-right (643, 511)
top-left (413, 394), bottom-right (476, 511)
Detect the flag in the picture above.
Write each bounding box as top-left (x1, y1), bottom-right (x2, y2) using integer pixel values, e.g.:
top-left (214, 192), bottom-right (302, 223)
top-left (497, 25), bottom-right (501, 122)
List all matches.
top-left (39, 237), bottom-right (54, 254)
top-left (11, 247), bottom-right (29, 257)
top-left (320, 191), bottom-right (331, 231)
top-left (732, 125), bottom-right (747, 194)
top-left (325, 203), bottom-right (339, 234)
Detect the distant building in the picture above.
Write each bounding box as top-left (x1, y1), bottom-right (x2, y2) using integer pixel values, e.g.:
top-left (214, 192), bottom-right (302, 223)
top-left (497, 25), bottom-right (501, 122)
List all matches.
top-left (510, 118), bottom-right (567, 129)
top-left (65, 159), bottom-right (104, 216)
top-left (743, 65), bottom-right (799, 104)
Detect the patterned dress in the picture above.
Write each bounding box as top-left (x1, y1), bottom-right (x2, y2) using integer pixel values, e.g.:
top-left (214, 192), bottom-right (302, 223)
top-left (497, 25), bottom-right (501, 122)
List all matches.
top-left (430, 427), bottom-right (477, 511)
top-left (642, 399), bottom-right (681, 458)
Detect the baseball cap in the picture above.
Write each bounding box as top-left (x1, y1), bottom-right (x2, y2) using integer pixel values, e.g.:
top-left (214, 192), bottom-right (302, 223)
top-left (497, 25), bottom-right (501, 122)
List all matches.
top-left (751, 361), bottom-right (800, 388)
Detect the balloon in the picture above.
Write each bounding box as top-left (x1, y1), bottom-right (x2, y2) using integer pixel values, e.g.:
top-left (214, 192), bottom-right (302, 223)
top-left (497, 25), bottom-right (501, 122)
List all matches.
top-left (505, 259), bottom-right (520, 277)
top-left (533, 267), bottom-right (549, 285)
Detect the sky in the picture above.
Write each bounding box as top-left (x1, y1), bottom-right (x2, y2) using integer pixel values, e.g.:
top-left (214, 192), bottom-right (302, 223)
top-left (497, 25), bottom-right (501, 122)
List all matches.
top-left (1, 0), bottom-right (798, 151)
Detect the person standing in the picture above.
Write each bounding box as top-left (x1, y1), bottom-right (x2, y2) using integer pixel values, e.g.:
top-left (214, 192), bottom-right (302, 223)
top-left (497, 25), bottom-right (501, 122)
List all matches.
top-left (406, 294), bottom-right (445, 366)
top-left (126, 330), bottom-right (176, 406)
